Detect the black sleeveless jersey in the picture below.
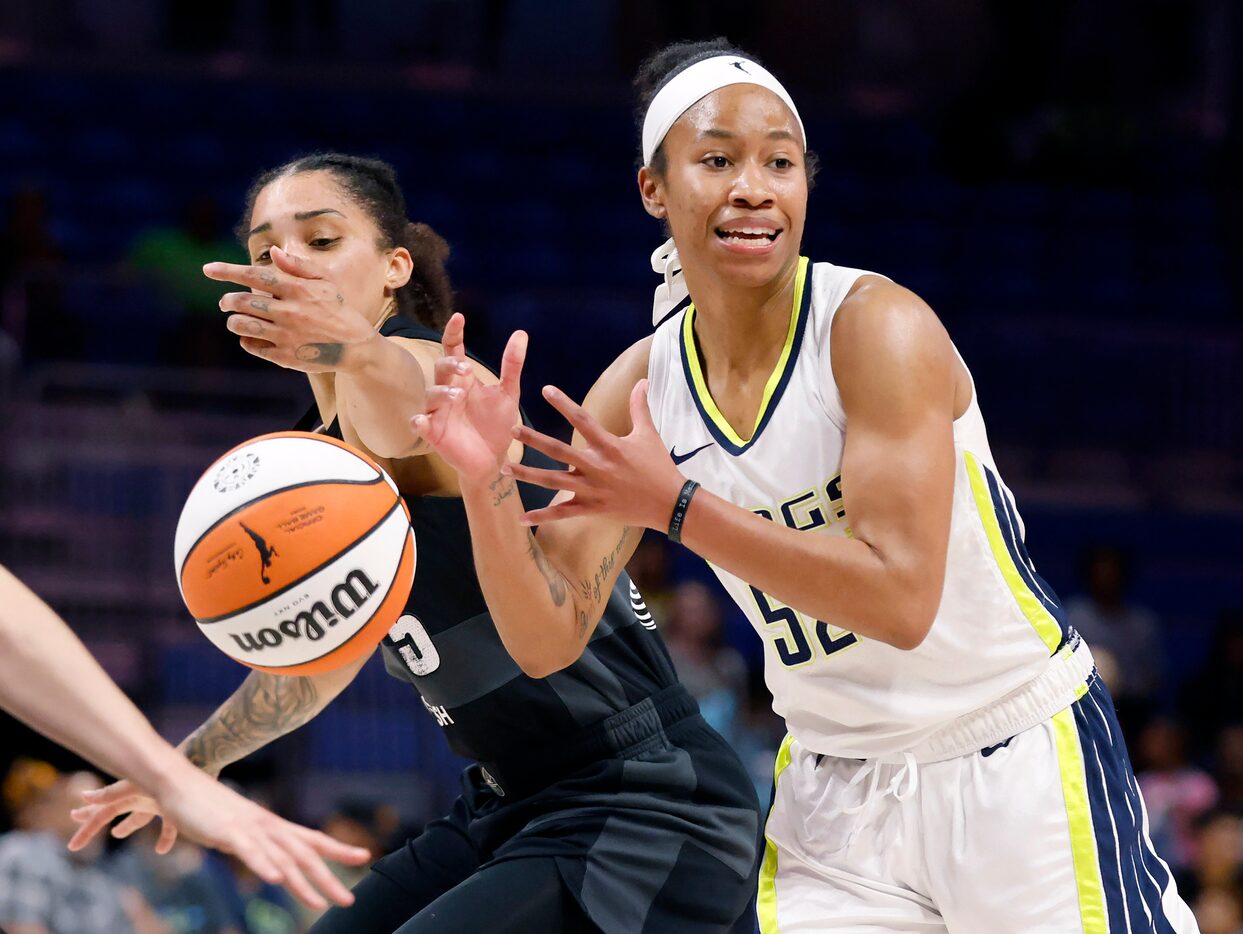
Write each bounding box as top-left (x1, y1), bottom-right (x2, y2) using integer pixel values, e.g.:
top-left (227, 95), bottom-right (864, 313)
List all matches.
top-left (295, 316), bottom-right (681, 779)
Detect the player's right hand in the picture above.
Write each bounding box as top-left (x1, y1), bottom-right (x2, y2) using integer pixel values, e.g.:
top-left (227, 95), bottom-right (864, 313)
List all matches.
top-left (68, 777), bottom-right (167, 851)
top-left (69, 768), bottom-right (370, 910)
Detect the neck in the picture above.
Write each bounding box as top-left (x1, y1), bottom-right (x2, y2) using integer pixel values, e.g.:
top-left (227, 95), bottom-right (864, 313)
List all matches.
top-left (681, 257), bottom-right (800, 371)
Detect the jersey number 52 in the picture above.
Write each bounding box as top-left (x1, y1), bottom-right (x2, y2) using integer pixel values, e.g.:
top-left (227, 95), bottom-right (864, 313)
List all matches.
top-left (749, 586), bottom-right (858, 667)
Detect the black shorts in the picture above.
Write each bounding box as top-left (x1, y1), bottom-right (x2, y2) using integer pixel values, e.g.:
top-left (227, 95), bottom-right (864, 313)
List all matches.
top-left (309, 852), bottom-right (596, 934)
top-left (312, 700), bottom-right (761, 934)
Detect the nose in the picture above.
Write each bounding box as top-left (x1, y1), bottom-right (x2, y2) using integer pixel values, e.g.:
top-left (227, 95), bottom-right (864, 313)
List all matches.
top-left (729, 158), bottom-right (774, 209)
top-left (277, 240), bottom-right (310, 263)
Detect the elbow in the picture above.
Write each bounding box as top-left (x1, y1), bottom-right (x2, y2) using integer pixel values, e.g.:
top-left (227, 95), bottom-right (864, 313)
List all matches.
top-left (511, 637), bottom-right (586, 680)
top-left (514, 650), bottom-right (575, 680)
top-left (359, 432), bottom-right (420, 461)
top-left (880, 586), bottom-right (941, 651)
top-left (886, 614), bottom-right (935, 651)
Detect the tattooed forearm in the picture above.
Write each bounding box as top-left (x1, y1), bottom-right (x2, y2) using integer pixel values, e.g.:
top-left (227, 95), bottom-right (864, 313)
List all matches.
top-left (489, 474), bottom-right (516, 507)
top-left (578, 528), bottom-right (632, 607)
top-left (180, 671), bottom-right (320, 772)
top-left (295, 343), bottom-right (345, 365)
top-left (526, 530), bottom-right (568, 607)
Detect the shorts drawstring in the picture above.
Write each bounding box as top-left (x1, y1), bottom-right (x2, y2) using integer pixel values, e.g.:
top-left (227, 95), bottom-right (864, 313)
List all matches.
top-left (841, 752), bottom-right (920, 849)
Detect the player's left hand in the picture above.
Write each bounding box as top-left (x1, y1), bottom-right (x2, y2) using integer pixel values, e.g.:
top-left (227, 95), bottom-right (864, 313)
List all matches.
top-left (503, 379), bottom-right (685, 530)
top-left (205, 246), bottom-right (379, 373)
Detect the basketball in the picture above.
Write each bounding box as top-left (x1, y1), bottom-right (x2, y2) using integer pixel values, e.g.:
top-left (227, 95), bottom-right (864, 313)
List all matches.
top-left (173, 432), bottom-right (415, 676)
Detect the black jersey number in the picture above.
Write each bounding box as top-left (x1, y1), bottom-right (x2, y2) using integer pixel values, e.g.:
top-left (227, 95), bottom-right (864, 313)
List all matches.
top-left (749, 586), bottom-right (858, 667)
top-left (388, 614), bottom-right (441, 677)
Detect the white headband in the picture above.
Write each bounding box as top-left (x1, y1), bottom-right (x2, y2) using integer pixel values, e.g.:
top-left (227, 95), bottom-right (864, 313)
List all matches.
top-left (641, 55), bottom-right (806, 166)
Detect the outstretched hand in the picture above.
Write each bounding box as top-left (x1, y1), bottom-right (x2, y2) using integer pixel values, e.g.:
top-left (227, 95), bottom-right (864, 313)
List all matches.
top-left (412, 312), bottom-right (528, 483)
top-left (205, 246), bottom-right (379, 373)
top-left (69, 778), bottom-right (167, 852)
top-left (69, 769), bottom-right (370, 911)
top-left (503, 378), bottom-right (686, 530)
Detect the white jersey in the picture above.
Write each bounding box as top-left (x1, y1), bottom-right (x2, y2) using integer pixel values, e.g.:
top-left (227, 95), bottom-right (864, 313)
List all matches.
top-left (647, 257), bottom-right (1078, 759)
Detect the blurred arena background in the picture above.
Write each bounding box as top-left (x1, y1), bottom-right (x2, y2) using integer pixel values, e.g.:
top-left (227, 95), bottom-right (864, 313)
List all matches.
top-left (0, 1), bottom-right (1241, 931)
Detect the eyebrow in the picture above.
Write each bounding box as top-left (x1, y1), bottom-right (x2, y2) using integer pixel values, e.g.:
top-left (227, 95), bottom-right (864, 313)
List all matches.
top-left (248, 208), bottom-right (345, 238)
top-left (698, 128), bottom-right (799, 142)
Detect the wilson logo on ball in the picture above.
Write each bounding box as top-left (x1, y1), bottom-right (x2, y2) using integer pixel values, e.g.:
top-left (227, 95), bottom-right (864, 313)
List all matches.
top-left (229, 568), bottom-right (379, 653)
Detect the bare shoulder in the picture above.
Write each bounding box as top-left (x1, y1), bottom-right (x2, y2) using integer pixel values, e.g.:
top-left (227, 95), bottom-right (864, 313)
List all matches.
top-left (386, 335), bottom-right (500, 385)
top-left (831, 278), bottom-right (957, 413)
top-left (581, 335), bottom-right (654, 436)
top-left (832, 278), bottom-right (948, 357)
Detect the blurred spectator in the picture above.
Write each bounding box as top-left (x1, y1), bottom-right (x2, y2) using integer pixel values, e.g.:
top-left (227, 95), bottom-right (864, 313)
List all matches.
top-left (1214, 726), bottom-right (1243, 814)
top-left (295, 799), bottom-right (392, 929)
top-left (109, 824), bottom-right (241, 934)
top-left (1184, 811), bottom-right (1243, 905)
top-left (1194, 885), bottom-right (1243, 934)
top-left (626, 534), bottom-right (675, 625)
top-left (125, 194), bottom-right (243, 367)
top-left (1136, 718), bottom-right (1219, 876)
top-left (0, 186), bottom-right (74, 360)
top-left (0, 759), bottom-right (166, 934)
top-left (0, 186), bottom-right (62, 291)
top-left (201, 790), bottom-right (301, 934)
top-left (1066, 545), bottom-right (1163, 726)
top-left (1182, 610), bottom-right (1243, 757)
top-left (663, 580), bottom-right (746, 739)
top-left (729, 666), bottom-right (787, 808)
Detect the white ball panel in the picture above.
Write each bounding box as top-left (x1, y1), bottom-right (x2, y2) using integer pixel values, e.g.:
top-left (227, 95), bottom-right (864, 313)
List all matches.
top-left (174, 435), bottom-right (381, 570)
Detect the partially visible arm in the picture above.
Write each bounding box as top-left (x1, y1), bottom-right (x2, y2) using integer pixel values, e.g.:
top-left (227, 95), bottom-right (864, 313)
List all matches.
top-left (0, 565), bottom-right (371, 908)
top-left (180, 654), bottom-right (367, 775)
top-left (458, 340), bottom-right (651, 677)
top-left (328, 333), bottom-right (438, 460)
top-left (0, 563), bottom-right (196, 791)
top-left (675, 282), bottom-right (959, 648)
top-left (0, 555), bottom-right (363, 777)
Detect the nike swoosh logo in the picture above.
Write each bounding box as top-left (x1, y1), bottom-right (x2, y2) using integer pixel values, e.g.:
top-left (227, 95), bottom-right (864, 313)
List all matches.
top-left (670, 442), bottom-right (713, 465)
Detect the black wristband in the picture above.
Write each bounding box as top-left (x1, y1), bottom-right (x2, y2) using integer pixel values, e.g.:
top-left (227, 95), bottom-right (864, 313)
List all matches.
top-left (667, 479), bottom-right (700, 543)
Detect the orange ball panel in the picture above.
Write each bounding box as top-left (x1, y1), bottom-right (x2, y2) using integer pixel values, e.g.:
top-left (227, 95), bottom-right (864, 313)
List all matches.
top-left (181, 479), bottom-right (396, 620)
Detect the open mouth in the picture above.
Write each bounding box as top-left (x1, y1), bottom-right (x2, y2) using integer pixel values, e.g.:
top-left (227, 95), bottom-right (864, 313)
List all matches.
top-left (715, 226), bottom-right (781, 247)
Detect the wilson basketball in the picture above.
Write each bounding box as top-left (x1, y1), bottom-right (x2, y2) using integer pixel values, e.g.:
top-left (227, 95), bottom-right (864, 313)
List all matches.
top-left (173, 431), bottom-right (415, 676)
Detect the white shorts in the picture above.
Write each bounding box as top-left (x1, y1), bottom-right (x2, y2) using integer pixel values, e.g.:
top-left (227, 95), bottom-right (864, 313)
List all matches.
top-left (758, 674), bottom-right (1199, 933)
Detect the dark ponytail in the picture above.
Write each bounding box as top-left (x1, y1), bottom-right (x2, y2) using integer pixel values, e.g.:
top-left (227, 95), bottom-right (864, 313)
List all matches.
top-left (400, 221), bottom-right (452, 329)
top-left (237, 152), bottom-right (454, 329)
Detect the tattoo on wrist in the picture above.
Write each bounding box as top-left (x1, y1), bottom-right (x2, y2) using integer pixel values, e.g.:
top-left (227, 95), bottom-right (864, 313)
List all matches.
top-left (182, 672), bottom-right (319, 771)
top-left (295, 343), bottom-right (345, 365)
top-left (526, 530), bottom-right (567, 607)
top-left (489, 475), bottom-right (516, 507)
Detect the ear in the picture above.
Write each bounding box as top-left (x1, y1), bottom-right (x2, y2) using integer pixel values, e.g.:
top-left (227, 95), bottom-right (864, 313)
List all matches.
top-left (386, 246), bottom-right (414, 291)
top-left (638, 166), bottom-right (667, 221)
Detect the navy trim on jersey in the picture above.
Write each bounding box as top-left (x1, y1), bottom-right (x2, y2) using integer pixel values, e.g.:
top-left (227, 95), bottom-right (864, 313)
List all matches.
top-left (1074, 678), bottom-right (1178, 933)
top-left (677, 262), bottom-right (813, 457)
top-left (654, 294), bottom-right (692, 330)
top-left (980, 462), bottom-right (1071, 653)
